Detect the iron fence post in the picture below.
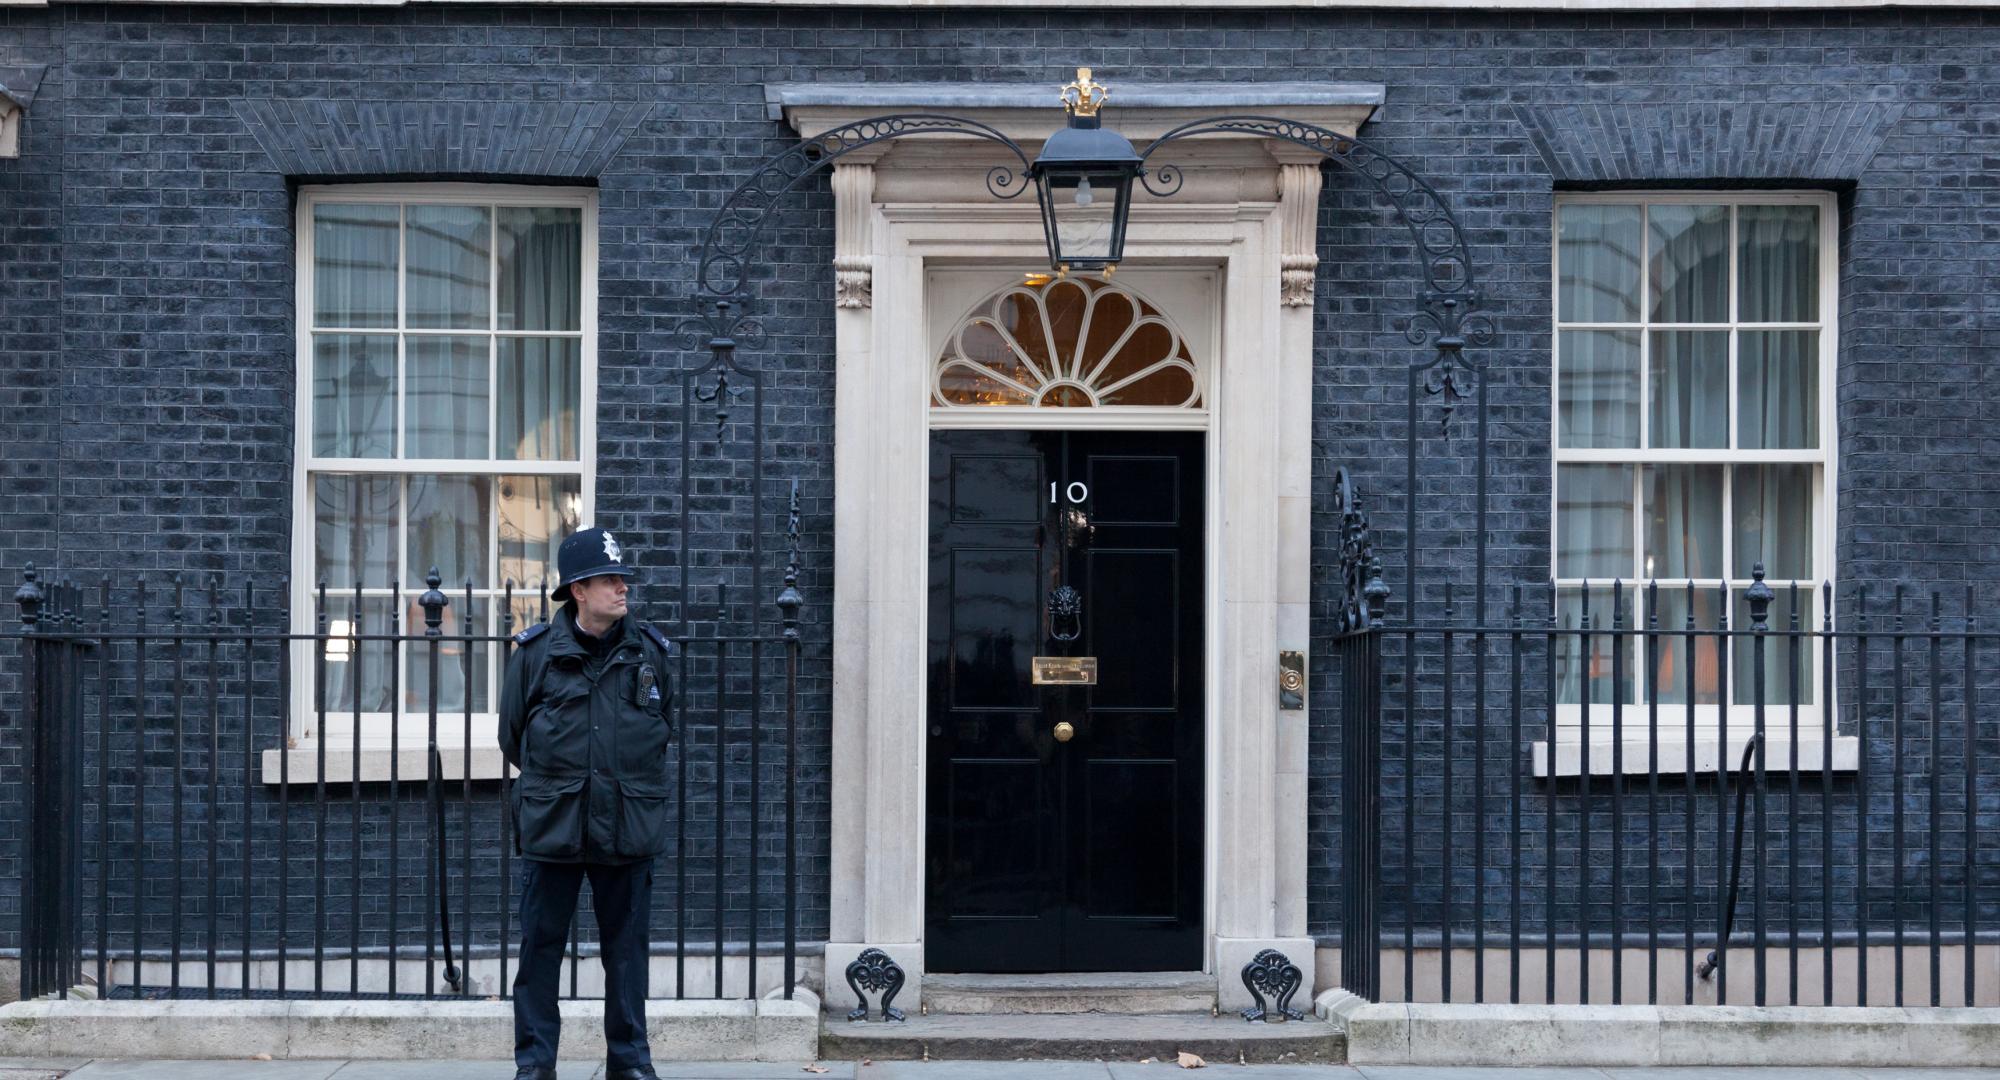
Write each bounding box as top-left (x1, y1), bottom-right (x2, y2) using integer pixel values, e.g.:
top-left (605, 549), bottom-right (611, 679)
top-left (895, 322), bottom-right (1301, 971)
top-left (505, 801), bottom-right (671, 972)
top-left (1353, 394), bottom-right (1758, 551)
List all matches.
top-left (14, 566), bottom-right (43, 1001)
top-left (1335, 473), bottom-right (1388, 1002)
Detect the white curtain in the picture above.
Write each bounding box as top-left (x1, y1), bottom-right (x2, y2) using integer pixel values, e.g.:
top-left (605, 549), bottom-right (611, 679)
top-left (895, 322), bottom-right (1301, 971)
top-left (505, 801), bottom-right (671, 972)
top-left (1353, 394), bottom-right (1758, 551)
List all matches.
top-left (499, 207), bottom-right (582, 331)
top-left (313, 203), bottom-right (398, 327)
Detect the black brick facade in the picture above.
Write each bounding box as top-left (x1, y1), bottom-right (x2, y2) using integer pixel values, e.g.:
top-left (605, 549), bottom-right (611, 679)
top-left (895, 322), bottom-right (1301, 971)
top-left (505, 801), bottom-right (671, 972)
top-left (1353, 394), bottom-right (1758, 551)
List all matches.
top-left (2, 4), bottom-right (1998, 963)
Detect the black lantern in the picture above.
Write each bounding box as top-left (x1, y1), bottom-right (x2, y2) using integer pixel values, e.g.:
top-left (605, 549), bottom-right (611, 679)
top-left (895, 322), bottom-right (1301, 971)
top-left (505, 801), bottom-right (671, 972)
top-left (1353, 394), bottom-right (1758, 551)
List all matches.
top-left (1028, 68), bottom-right (1143, 273)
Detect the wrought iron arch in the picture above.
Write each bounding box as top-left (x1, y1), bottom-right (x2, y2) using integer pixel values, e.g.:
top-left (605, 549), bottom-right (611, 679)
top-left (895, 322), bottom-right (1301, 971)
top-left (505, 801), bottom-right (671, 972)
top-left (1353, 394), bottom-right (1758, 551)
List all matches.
top-left (1136, 115), bottom-right (1493, 410)
top-left (683, 109), bottom-right (1496, 629)
top-left (690, 115), bottom-right (1036, 341)
top-left (1132, 114), bottom-right (1502, 620)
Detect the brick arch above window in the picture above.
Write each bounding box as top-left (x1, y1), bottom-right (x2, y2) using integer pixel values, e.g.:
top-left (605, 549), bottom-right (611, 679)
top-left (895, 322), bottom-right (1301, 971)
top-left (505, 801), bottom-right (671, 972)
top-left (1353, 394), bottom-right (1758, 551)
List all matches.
top-left (1513, 102), bottom-right (1904, 185)
top-left (232, 100), bottom-right (655, 180)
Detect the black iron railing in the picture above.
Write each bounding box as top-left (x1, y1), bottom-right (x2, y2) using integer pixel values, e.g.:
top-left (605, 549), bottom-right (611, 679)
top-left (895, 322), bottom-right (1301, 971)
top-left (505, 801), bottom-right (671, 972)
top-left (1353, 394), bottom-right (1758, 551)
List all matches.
top-left (7, 552), bottom-right (810, 1005)
top-left (1336, 478), bottom-right (1994, 1009)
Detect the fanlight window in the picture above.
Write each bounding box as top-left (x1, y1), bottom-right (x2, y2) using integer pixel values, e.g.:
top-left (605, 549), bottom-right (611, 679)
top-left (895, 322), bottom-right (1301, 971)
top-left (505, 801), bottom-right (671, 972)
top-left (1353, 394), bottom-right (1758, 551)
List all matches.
top-left (934, 279), bottom-right (1202, 409)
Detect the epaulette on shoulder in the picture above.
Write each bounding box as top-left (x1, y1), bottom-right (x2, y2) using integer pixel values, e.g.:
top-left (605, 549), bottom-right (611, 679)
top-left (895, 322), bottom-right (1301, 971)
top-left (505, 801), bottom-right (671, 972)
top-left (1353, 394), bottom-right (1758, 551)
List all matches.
top-left (639, 621), bottom-right (674, 655)
top-left (512, 621), bottom-right (551, 646)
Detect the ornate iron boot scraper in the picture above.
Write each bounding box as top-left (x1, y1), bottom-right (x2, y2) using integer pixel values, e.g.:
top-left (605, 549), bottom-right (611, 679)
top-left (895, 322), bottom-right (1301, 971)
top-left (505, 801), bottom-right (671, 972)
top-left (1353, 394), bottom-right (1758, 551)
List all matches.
top-left (844, 947), bottom-right (907, 1022)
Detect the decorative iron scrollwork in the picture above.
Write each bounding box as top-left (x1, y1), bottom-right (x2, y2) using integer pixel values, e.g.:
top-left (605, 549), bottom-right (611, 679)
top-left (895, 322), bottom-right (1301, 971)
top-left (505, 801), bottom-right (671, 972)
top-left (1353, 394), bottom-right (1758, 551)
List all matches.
top-left (1048, 584), bottom-right (1082, 643)
top-left (1240, 948), bottom-right (1305, 1023)
top-left (844, 947), bottom-right (907, 1022)
top-left (1408, 292), bottom-right (1493, 436)
top-left (696, 114), bottom-right (1033, 303)
top-left (1333, 467), bottom-right (1390, 634)
top-left (1137, 116), bottom-right (1490, 436)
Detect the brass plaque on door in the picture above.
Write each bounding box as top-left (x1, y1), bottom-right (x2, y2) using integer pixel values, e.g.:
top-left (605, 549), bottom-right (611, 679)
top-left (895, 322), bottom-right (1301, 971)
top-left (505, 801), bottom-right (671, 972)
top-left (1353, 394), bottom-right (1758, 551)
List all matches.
top-left (1031, 656), bottom-right (1098, 685)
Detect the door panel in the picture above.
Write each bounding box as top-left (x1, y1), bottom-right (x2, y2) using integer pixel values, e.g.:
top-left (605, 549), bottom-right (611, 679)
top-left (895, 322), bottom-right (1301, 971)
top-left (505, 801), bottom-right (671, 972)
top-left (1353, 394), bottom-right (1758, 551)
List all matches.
top-left (1085, 549), bottom-right (1179, 711)
top-left (947, 548), bottom-right (1042, 709)
top-left (945, 759), bottom-right (1049, 918)
top-left (1082, 759), bottom-right (1179, 919)
top-left (926, 429), bottom-right (1204, 973)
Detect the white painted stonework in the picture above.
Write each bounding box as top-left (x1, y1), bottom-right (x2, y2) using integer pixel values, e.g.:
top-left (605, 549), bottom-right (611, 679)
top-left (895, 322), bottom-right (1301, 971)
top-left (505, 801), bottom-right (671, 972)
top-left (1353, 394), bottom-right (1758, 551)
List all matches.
top-left (779, 83), bottom-right (1380, 1011)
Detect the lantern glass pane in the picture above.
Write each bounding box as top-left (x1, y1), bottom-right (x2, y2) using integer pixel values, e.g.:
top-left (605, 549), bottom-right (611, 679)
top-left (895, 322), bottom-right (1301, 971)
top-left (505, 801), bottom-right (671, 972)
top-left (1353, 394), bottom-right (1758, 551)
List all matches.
top-left (1044, 170), bottom-right (1125, 265)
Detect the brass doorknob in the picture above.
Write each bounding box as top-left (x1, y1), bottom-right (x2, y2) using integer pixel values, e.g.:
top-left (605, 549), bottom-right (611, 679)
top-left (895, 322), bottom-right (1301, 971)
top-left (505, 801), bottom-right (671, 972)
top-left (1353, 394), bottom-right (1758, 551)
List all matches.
top-left (1053, 721), bottom-right (1075, 743)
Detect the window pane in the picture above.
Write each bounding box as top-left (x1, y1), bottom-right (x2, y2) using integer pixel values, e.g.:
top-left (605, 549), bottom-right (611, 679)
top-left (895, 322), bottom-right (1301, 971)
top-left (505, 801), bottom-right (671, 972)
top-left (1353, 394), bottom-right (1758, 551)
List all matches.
top-left (321, 595), bottom-right (394, 715)
top-left (1738, 205), bottom-right (1820, 322)
top-left (1648, 330), bottom-right (1728, 448)
top-left (1555, 586), bottom-right (1635, 706)
top-left (405, 597), bottom-right (490, 714)
top-left (1557, 464), bottom-right (1633, 579)
top-left (406, 205), bottom-right (490, 330)
top-left (498, 207), bottom-right (582, 332)
top-left (408, 474), bottom-right (492, 588)
top-left (1644, 465), bottom-right (1724, 579)
top-left (1559, 329), bottom-right (1640, 449)
top-left (499, 474), bottom-right (582, 593)
top-left (507, 594), bottom-right (551, 640)
top-left (498, 338), bottom-right (581, 461)
top-left (1732, 586), bottom-right (1815, 706)
top-left (1558, 204), bottom-right (1641, 322)
top-left (1732, 464), bottom-right (1814, 580)
top-left (312, 334), bottom-right (396, 458)
top-left (405, 336), bottom-right (488, 459)
top-left (1739, 330), bottom-right (1819, 449)
top-left (314, 203), bottom-right (399, 328)
top-left (314, 474), bottom-right (396, 588)
top-left (1646, 586), bottom-right (1722, 706)
top-left (1648, 203), bottom-right (1729, 323)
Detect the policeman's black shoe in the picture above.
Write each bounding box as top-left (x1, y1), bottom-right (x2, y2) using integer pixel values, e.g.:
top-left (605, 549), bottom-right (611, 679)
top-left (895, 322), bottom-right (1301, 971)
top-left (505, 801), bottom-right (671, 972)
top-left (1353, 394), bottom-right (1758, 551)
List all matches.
top-left (604, 1067), bottom-right (660, 1080)
top-left (513, 1068), bottom-right (556, 1080)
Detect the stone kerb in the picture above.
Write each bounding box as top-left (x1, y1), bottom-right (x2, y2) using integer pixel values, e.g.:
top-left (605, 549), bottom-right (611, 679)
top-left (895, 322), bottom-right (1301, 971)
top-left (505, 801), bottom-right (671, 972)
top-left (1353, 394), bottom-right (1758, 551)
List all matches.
top-left (0, 997), bottom-right (819, 1062)
top-left (1322, 993), bottom-right (2000, 1067)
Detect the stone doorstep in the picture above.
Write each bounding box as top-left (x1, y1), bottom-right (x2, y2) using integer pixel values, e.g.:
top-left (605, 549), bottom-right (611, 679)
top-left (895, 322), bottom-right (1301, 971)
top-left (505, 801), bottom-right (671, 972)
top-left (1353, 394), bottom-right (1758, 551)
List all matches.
top-left (921, 973), bottom-right (1217, 1016)
top-left (1320, 993), bottom-right (2000, 1068)
top-left (818, 1012), bottom-right (1343, 1063)
top-left (0, 998), bottom-right (818, 1063)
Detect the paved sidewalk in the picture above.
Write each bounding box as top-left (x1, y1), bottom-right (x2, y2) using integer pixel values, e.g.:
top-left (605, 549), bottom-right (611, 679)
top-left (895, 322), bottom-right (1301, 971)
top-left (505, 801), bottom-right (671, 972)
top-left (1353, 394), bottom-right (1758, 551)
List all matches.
top-left (2, 1062), bottom-right (1998, 1080)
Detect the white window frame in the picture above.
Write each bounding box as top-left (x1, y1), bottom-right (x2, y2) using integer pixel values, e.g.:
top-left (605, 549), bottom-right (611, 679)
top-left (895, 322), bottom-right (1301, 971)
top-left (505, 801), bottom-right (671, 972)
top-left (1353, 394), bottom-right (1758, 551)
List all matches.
top-left (1540, 190), bottom-right (1850, 777)
top-left (284, 183), bottom-right (598, 764)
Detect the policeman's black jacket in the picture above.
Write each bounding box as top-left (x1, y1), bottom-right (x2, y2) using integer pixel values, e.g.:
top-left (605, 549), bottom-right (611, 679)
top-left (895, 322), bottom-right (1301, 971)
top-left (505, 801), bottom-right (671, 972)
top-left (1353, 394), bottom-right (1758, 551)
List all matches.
top-left (500, 605), bottom-right (675, 864)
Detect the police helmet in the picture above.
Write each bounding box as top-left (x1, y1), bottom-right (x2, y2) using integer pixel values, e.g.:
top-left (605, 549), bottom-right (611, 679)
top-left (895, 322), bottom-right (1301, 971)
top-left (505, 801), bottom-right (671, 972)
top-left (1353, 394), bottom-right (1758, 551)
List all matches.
top-left (551, 527), bottom-right (638, 602)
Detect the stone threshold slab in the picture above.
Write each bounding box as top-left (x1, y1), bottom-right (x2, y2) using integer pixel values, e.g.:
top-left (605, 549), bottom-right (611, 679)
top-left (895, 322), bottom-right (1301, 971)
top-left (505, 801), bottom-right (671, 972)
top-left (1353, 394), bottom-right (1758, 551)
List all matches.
top-left (1320, 993), bottom-right (2000, 1067)
top-left (0, 998), bottom-right (818, 1063)
top-left (820, 1012), bottom-right (1343, 1063)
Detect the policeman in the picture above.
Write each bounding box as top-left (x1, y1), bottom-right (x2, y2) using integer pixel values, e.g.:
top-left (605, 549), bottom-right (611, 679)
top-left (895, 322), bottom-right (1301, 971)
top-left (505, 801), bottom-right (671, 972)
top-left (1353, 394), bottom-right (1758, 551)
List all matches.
top-left (501, 527), bottom-right (674, 1080)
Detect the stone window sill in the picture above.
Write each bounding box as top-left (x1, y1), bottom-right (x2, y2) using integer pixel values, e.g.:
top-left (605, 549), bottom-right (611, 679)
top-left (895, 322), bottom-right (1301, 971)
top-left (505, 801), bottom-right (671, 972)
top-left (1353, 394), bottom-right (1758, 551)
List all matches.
top-left (1532, 734), bottom-right (1859, 779)
top-left (259, 745), bottom-right (510, 785)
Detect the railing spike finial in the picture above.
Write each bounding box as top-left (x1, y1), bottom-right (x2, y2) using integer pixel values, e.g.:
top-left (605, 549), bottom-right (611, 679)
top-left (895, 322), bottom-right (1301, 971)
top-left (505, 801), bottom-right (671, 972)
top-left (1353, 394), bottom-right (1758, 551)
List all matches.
top-left (15, 564), bottom-right (42, 629)
top-left (420, 568), bottom-right (448, 636)
top-left (777, 479), bottom-right (803, 643)
top-left (1333, 467), bottom-right (1389, 632)
top-left (1747, 563), bottom-right (1774, 631)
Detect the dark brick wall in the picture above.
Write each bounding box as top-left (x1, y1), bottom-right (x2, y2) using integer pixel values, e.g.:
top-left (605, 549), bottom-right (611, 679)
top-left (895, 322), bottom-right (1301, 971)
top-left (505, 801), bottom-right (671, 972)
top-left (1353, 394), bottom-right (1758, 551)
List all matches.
top-left (0, 6), bottom-right (62, 956)
top-left (1, 3), bottom-right (1998, 966)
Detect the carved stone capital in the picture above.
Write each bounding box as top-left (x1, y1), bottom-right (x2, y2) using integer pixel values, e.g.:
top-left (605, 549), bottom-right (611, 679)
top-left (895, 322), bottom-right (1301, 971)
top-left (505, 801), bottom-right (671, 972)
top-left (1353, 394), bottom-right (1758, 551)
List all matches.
top-left (833, 162), bottom-right (876, 309)
top-left (1281, 255), bottom-right (1320, 308)
top-left (1276, 162), bottom-right (1324, 308)
top-left (835, 255), bottom-right (872, 309)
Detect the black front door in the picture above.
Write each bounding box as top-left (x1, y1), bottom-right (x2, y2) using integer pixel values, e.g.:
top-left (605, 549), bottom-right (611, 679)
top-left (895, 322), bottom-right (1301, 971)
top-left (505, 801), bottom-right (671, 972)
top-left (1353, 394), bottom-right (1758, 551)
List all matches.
top-left (925, 429), bottom-right (1204, 973)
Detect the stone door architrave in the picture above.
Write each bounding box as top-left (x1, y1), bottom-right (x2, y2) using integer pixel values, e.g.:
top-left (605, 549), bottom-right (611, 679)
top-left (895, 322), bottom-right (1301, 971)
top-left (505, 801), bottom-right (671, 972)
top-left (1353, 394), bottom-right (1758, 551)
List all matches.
top-left (774, 84), bottom-right (1382, 1010)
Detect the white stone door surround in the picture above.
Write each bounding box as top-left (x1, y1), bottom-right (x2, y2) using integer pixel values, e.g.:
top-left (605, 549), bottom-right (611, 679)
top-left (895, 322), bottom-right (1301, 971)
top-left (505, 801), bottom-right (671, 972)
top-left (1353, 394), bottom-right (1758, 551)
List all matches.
top-left (765, 80), bottom-right (1384, 1011)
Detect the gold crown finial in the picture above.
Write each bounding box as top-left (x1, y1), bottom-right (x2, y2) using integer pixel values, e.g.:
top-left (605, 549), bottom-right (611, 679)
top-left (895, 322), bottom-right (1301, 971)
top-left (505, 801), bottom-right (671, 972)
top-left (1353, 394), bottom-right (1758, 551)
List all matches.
top-left (1061, 67), bottom-right (1108, 117)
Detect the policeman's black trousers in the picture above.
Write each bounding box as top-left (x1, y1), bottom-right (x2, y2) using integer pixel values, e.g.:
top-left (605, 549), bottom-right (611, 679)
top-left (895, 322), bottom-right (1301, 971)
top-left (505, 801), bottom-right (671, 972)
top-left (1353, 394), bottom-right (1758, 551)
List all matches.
top-left (514, 858), bottom-right (655, 1071)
